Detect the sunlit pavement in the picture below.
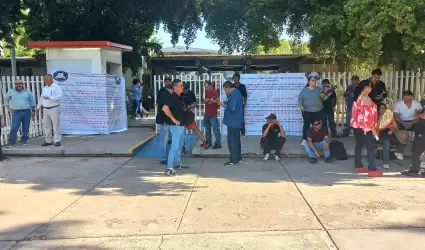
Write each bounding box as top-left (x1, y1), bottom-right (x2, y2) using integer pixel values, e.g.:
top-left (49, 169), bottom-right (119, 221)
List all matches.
top-left (1, 157), bottom-right (424, 250)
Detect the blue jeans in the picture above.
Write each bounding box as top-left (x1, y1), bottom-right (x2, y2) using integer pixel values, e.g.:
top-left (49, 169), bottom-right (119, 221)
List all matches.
top-left (168, 125), bottom-right (185, 169)
top-left (343, 106), bottom-right (352, 133)
top-left (303, 140), bottom-right (330, 159)
top-left (9, 109), bottom-right (31, 143)
top-left (227, 127), bottom-right (241, 163)
top-left (380, 139), bottom-right (390, 165)
top-left (158, 124), bottom-right (170, 161)
top-left (204, 115), bottom-right (221, 146)
top-left (132, 99), bottom-right (143, 117)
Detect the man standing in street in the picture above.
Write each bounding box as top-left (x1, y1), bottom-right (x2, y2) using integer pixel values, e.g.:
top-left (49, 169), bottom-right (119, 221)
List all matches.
top-left (0, 114), bottom-right (9, 161)
top-left (38, 74), bottom-right (63, 147)
top-left (204, 80), bottom-right (221, 149)
top-left (4, 79), bottom-right (36, 146)
top-left (156, 76), bottom-right (173, 165)
top-left (220, 81), bottom-right (244, 166)
top-left (360, 68), bottom-right (387, 105)
top-left (261, 113), bottom-right (286, 161)
top-left (233, 73), bottom-right (248, 137)
top-left (342, 75), bottom-right (359, 137)
top-left (162, 79), bottom-right (188, 176)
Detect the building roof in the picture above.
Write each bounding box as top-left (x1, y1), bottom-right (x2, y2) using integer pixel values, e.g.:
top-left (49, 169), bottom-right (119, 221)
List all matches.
top-left (158, 46), bottom-right (219, 56)
top-left (28, 41), bottom-right (133, 51)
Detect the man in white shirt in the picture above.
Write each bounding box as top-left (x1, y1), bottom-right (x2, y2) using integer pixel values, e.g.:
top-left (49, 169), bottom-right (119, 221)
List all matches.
top-left (393, 90), bottom-right (422, 160)
top-left (37, 74), bottom-right (63, 147)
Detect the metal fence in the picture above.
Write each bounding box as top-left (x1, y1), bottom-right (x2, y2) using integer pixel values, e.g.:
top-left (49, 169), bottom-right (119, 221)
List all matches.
top-left (0, 76), bottom-right (45, 145)
top-left (153, 73), bottom-right (225, 134)
top-left (153, 71), bottom-right (425, 135)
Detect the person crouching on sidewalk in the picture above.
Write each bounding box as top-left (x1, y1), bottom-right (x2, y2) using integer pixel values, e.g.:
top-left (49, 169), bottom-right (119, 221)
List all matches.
top-left (303, 120), bottom-right (334, 164)
top-left (220, 81), bottom-right (244, 166)
top-left (351, 81), bottom-right (383, 177)
top-left (261, 113), bottom-right (286, 162)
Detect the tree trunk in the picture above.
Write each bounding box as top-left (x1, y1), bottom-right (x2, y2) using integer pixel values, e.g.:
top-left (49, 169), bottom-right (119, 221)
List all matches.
top-left (336, 57), bottom-right (346, 72)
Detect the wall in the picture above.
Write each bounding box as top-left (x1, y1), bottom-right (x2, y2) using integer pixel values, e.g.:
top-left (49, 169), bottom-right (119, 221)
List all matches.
top-left (46, 48), bottom-right (102, 73)
top-left (101, 49), bottom-right (123, 76)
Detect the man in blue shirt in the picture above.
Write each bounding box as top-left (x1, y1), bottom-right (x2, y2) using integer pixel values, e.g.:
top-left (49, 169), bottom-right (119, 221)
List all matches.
top-left (4, 79), bottom-right (36, 146)
top-left (220, 81), bottom-right (244, 165)
top-left (342, 75), bottom-right (359, 137)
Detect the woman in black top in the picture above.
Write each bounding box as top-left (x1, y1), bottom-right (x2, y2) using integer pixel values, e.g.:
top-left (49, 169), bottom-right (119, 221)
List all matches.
top-left (401, 107), bottom-right (425, 176)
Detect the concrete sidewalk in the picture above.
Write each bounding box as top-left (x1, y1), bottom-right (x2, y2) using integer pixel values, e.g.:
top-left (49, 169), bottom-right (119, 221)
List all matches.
top-left (2, 127), bottom-right (155, 157)
top-left (193, 135), bottom-right (413, 158)
top-left (1, 157), bottom-right (424, 249)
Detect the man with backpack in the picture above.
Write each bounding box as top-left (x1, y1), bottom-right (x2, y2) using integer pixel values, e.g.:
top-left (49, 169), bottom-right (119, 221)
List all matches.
top-left (303, 119), bottom-right (334, 164)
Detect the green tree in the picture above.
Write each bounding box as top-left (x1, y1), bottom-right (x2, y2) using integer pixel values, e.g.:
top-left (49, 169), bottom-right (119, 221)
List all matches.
top-left (19, 0), bottom-right (202, 73)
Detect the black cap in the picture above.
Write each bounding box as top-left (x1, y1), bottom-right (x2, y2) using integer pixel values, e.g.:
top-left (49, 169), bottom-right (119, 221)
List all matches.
top-left (266, 113), bottom-right (277, 120)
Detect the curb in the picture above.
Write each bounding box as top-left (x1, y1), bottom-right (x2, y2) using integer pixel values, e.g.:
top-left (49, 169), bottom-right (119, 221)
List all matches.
top-left (130, 134), bottom-right (157, 156)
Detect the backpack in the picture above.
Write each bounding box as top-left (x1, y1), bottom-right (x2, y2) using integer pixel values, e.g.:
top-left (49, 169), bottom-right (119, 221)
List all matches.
top-left (329, 140), bottom-right (348, 160)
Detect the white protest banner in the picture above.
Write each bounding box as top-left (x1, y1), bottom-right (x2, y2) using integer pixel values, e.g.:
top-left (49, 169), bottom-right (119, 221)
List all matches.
top-left (220, 73), bottom-right (322, 136)
top-left (53, 71), bottom-right (128, 135)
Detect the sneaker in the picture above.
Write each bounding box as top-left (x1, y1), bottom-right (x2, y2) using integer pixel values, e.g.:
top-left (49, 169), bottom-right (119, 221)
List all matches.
top-left (274, 155), bottom-right (280, 162)
top-left (309, 158), bottom-right (318, 164)
top-left (325, 157), bottom-right (335, 163)
top-left (263, 153), bottom-right (270, 161)
top-left (301, 140), bottom-right (306, 146)
top-left (382, 164), bottom-right (390, 169)
top-left (401, 170), bottom-right (420, 177)
top-left (341, 132), bottom-right (350, 137)
top-left (224, 161), bottom-right (237, 166)
top-left (394, 152), bottom-right (404, 160)
top-left (6, 143), bottom-right (15, 148)
top-left (21, 141), bottom-right (28, 146)
top-left (160, 160), bottom-right (167, 165)
top-left (165, 168), bottom-right (177, 176)
top-left (41, 142), bottom-right (52, 147)
top-left (238, 160), bottom-right (243, 163)
top-left (368, 171), bottom-right (383, 177)
top-left (243, 135), bottom-right (248, 138)
top-left (201, 143), bottom-right (210, 150)
top-left (175, 164), bottom-right (189, 170)
top-left (54, 142), bottom-right (61, 147)
top-left (354, 167), bottom-right (369, 173)
top-left (212, 144), bottom-right (222, 149)
top-left (332, 134), bottom-right (341, 138)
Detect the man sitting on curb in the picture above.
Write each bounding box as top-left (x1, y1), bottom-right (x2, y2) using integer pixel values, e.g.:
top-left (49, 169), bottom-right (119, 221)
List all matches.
top-left (303, 120), bottom-right (334, 163)
top-left (261, 113), bottom-right (286, 161)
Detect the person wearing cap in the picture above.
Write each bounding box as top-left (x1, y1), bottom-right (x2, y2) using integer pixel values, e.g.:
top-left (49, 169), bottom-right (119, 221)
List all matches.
top-left (180, 82), bottom-right (209, 153)
top-left (342, 75), bottom-right (360, 137)
top-left (4, 79), bottom-right (36, 146)
top-left (321, 79), bottom-right (339, 137)
top-left (261, 113), bottom-right (286, 161)
top-left (393, 90), bottom-right (422, 160)
top-left (156, 76), bottom-right (173, 165)
top-left (359, 68), bottom-right (387, 105)
top-left (303, 119), bottom-right (334, 164)
top-left (401, 106), bottom-right (425, 177)
top-left (204, 80), bottom-right (221, 149)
